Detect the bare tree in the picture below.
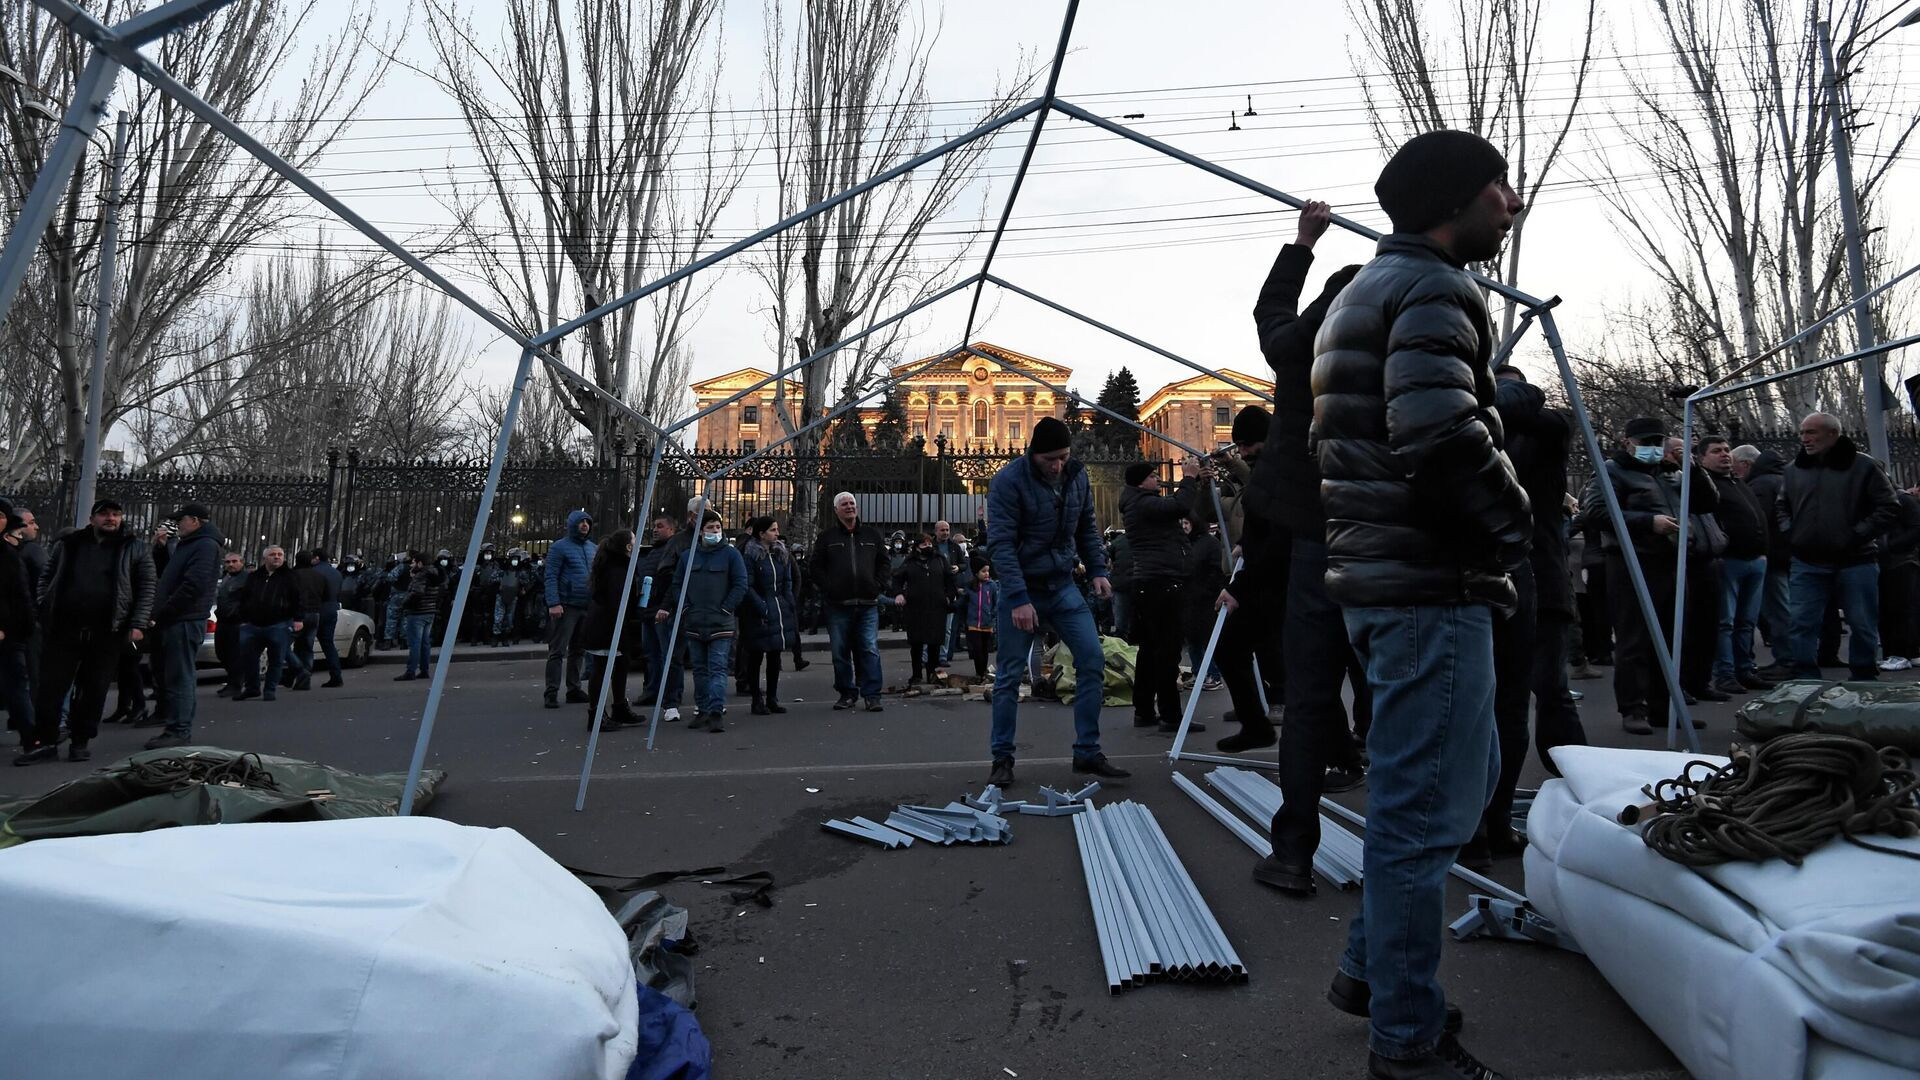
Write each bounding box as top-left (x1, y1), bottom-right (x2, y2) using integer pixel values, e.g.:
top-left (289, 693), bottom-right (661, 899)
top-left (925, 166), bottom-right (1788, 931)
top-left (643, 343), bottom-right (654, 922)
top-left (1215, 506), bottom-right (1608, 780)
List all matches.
top-left (1586, 0), bottom-right (1916, 428)
top-left (1347, 0), bottom-right (1598, 336)
top-left (418, 0), bottom-right (745, 466)
top-left (752, 0), bottom-right (1035, 532)
top-left (0, 0), bottom-right (396, 485)
top-left (125, 253), bottom-right (473, 469)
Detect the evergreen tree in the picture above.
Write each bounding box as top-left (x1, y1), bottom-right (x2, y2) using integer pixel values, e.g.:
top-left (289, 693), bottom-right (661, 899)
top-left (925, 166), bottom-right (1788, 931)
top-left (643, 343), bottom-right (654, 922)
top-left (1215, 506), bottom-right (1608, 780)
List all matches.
top-left (871, 390), bottom-right (909, 451)
top-left (1091, 367), bottom-right (1142, 450)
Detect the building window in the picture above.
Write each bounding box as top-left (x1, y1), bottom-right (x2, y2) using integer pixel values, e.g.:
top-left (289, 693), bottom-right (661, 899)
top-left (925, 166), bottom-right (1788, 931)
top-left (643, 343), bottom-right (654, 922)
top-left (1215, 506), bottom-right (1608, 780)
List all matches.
top-left (941, 422), bottom-right (954, 442)
top-left (972, 399), bottom-right (988, 439)
top-left (741, 439), bottom-right (756, 453)
top-left (1008, 420), bottom-right (1023, 445)
top-left (740, 440), bottom-right (757, 493)
top-left (742, 405), bottom-right (759, 426)
top-left (1214, 405), bottom-right (1231, 427)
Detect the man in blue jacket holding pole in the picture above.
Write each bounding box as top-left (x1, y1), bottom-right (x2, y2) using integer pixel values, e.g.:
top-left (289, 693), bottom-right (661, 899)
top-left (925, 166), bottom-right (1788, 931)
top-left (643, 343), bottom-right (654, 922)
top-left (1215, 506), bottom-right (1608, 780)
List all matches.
top-left (544, 509), bottom-right (597, 710)
top-left (984, 416), bottom-right (1129, 789)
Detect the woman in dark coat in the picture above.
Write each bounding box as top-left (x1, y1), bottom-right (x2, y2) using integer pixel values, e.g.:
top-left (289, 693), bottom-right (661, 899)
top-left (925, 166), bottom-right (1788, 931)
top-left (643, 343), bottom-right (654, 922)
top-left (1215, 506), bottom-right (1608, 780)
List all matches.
top-left (582, 529), bottom-right (643, 731)
top-left (741, 517), bottom-right (800, 715)
top-left (891, 533), bottom-right (956, 685)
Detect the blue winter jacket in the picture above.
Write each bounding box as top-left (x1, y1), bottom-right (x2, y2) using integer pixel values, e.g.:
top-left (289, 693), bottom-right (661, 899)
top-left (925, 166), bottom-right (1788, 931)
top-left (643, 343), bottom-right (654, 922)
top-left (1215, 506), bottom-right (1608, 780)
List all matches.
top-left (660, 540), bottom-right (752, 640)
top-left (545, 509), bottom-right (598, 608)
top-left (150, 524), bottom-right (224, 626)
top-left (986, 454), bottom-right (1108, 609)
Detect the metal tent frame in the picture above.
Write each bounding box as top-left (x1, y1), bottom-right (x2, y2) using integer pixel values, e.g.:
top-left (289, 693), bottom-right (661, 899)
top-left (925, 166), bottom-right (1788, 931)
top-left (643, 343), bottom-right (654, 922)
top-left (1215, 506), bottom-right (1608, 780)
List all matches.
top-left (1666, 270), bottom-right (1920, 743)
top-left (1, 0), bottom-right (1692, 813)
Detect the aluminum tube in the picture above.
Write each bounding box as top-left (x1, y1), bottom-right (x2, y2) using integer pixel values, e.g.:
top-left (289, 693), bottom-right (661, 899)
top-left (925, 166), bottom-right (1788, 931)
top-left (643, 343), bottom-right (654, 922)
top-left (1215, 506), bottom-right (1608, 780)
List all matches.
top-left (1169, 596), bottom-right (1233, 761)
top-left (1317, 795), bottom-right (1526, 906)
top-left (1072, 814), bottom-right (1122, 992)
top-left (1104, 804), bottom-right (1191, 973)
top-left (1135, 804), bottom-right (1245, 975)
top-left (1172, 772), bottom-right (1272, 857)
top-left (1114, 804), bottom-right (1206, 974)
top-left (1177, 750), bottom-right (1280, 772)
top-left (1669, 402), bottom-right (1695, 747)
top-left (1087, 807), bottom-right (1150, 980)
top-left (1117, 803), bottom-right (1211, 975)
top-left (981, 275), bottom-right (1276, 405)
top-left (958, 0), bottom-right (1081, 342)
top-left (1691, 331), bottom-right (1920, 404)
top-left (534, 98), bottom-right (1046, 347)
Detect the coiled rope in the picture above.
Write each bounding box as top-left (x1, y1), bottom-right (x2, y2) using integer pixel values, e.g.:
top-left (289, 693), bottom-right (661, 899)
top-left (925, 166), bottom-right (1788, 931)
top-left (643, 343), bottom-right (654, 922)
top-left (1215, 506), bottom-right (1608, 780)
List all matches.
top-left (121, 752), bottom-right (279, 794)
top-left (1639, 732), bottom-right (1920, 867)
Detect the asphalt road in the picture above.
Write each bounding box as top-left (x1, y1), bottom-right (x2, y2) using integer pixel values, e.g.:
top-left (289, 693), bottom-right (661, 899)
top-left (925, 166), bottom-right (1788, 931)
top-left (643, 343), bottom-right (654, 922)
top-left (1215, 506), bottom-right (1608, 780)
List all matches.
top-left (15, 650), bottom-right (1888, 1079)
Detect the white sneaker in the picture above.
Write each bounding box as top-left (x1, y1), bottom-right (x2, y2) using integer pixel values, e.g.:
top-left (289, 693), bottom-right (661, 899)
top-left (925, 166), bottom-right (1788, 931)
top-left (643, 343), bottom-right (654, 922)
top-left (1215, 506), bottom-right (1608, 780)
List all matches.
top-left (663, 707), bottom-right (682, 722)
top-left (1879, 657), bottom-right (1911, 671)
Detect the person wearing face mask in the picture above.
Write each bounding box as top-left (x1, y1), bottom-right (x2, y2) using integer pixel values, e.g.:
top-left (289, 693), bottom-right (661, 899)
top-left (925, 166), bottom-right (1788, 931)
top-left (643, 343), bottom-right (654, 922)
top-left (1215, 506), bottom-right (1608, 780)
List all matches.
top-left (892, 532), bottom-right (958, 687)
top-left (429, 548), bottom-right (461, 646)
top-left (1579, 416), bottom-right (1719, 736)
top-left (468, 544), bottom-right (501, 645)
top-left (655, 510), bottom-right (751, 733)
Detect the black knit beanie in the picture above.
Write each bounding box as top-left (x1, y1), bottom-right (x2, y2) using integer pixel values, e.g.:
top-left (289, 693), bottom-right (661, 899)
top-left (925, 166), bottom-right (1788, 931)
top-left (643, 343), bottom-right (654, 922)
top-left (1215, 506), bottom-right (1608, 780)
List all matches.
top-left (1230, 405), bottom-right (1271, 446)
top-left (1123, 462), bottom-right (1156, 487)
top-left (1375, 130), bottom-right (1507, 234)
top-left (1029, 416), bottom-right (1071, 454)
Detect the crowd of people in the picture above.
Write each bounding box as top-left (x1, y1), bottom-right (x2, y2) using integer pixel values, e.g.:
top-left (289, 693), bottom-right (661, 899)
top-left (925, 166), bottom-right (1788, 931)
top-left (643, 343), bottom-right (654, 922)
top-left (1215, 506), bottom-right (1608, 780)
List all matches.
top-left (0, 497), bottom-right (384, 765)
top-left (6, 126), bottom-right (1912, 1080)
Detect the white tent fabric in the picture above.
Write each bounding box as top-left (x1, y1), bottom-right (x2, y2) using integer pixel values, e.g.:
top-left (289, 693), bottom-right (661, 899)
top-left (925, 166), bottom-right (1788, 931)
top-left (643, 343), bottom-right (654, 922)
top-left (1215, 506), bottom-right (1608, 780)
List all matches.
top-left (0, 817), bottom-right (637, 1080)
top-left (1526, 745), bottom-right (1920, 1080)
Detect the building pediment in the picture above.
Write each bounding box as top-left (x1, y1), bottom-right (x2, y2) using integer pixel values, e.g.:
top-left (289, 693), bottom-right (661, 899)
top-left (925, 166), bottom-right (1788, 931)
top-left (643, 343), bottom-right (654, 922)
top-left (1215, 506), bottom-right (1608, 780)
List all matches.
top-left (888, 341), bottom-right (1072, 384)
top-left (690, 368), bottom-right (802, 396)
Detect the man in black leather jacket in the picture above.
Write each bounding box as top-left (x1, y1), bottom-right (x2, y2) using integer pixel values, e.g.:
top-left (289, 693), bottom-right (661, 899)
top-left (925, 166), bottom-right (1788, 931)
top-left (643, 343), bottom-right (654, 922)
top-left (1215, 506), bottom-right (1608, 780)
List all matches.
top-left (1309, 130), bottom-right (1528, 1080)
top-left (1778, 412), bottom-right (1899, 679)
top-left (19, 499), bottom-right (156, 765)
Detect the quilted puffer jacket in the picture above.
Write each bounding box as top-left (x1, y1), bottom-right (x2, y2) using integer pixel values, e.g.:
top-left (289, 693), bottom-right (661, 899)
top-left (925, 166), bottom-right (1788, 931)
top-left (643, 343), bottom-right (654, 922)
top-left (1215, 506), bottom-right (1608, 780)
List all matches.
top-left (1308, 233), bottom-right (1532, 610)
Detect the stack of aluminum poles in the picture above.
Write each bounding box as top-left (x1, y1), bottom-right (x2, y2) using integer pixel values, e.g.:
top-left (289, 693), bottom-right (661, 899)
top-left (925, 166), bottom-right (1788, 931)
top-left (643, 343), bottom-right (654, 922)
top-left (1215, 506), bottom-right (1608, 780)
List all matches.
top-left (1073, 800), bottom-right (1247, 993)
top-left (1200, 767), bottom-right (1363, 888)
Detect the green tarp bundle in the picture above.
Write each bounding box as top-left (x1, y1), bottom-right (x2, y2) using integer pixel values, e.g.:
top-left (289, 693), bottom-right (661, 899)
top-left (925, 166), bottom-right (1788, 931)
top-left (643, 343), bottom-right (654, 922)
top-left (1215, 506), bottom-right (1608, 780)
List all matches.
top-left (1049, 635), bottom-right (1138, 707)
top-left (0, 747), bottom-right (446, 849)
top-left (1736, 680), bottom-right (1920, 754)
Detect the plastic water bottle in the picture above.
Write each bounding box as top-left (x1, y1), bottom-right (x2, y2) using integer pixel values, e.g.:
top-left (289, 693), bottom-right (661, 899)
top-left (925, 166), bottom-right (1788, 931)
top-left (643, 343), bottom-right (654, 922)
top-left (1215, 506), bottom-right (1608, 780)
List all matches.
top-left (639, 575), bottom-right (653, 608)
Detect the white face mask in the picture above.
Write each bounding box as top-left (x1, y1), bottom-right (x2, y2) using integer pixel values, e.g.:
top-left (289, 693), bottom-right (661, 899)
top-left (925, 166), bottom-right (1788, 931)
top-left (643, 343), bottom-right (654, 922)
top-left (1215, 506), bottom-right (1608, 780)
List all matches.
top-left (1631, 444), bottom-right (1664, 465)
top-left (701, 532), bottom-right (724, 548)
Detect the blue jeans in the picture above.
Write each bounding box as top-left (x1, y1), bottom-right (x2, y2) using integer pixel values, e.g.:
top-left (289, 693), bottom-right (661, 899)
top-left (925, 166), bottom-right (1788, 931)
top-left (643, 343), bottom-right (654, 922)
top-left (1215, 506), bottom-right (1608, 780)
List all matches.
top-left (402, 613), bottom-right (434, 675)
top-left (686, 636), bottom-right (734, 717)
top-left (991, 581), bottom-right (1105, 761)
top-left (1715, 556), bottom-right (1766, 682)
top-left (1339, 604), bottom-right (1499, 1061)
top-left (826, 605), bottom-right (883, 699)
top-left (1788, 558), bottom-right (1880, 676)
top-left (238, 621), bottom-right (292, 696)
top-left (642, 618), bottom-right (684, 707)
top-left (159, 620), bottom-right (203, 738)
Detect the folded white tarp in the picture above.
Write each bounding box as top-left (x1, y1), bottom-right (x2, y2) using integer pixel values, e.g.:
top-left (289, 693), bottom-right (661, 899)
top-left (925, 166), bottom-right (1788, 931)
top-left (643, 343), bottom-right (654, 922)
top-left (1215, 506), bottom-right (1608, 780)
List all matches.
top-left (0, 817), bottom-right (638, 1080)
top-left (1527, 745), bottom-right (1920, 1080)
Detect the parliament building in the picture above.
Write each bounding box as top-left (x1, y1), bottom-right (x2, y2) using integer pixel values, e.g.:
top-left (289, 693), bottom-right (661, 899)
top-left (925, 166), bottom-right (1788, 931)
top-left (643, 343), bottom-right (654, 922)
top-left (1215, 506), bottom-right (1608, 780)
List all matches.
top-left (688, 341), bottom-right (1274, 458)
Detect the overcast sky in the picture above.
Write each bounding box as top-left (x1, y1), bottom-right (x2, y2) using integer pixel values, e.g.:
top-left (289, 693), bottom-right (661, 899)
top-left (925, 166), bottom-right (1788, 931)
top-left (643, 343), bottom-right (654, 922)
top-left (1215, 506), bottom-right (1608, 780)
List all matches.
top-left (248, 0), bottom-right (1920, 422)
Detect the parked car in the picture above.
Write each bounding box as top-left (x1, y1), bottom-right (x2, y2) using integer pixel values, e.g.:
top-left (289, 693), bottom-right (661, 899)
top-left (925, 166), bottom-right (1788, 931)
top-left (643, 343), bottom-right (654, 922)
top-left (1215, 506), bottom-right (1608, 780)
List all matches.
top-left (195, 609), bottom-right (375, 670)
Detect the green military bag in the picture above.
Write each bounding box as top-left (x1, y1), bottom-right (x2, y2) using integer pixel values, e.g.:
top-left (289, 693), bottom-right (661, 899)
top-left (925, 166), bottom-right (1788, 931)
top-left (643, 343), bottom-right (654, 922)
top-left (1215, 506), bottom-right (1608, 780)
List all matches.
top-left (1735, 680), bottom-right (1920, 754)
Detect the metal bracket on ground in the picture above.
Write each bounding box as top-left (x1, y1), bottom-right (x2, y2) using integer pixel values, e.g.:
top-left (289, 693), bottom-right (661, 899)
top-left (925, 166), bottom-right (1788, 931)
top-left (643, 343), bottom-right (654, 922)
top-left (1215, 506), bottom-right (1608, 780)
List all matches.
top-left (1449, 895), bottom-right (1581, 953)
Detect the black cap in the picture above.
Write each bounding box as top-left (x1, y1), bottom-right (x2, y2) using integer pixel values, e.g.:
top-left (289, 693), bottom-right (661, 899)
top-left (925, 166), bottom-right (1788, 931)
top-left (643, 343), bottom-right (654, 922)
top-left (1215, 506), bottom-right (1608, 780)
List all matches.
top-left (1231, 405), bottom-right (1271, 446)
top-left (90, 497), bottom-right (123, 515)
top-left (1029, 416), bottom-right (1071, 454)
top-left (170, 502), bottom-right (212, 522)
top-left (1623, 417), bottom-right (1666, 441)
top-left (1376, 130), bottom-right (1508, 234)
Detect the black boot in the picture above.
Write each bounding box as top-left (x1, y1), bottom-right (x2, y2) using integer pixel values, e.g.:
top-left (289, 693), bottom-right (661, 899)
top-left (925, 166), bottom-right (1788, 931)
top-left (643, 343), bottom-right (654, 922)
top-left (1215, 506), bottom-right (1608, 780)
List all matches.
top-left (751, 693), bottom-right (770, 716)
top-left (987, 756), bottom-right (1015, 788)
top-left (707, 711), bottom-right (725, 733)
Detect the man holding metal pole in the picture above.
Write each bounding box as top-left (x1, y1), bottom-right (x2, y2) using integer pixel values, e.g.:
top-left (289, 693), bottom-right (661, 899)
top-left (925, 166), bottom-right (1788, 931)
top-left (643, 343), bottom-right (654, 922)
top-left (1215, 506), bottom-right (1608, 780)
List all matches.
top-left (1311, 131), bottom-right (1529, 1080)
